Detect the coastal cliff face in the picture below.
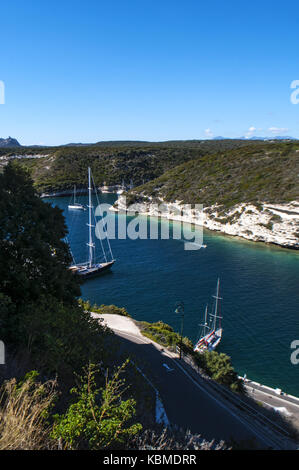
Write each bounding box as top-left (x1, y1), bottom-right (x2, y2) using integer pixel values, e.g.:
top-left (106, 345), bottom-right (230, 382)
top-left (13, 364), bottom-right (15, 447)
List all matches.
top-left (112, 195), bottom-right (299, 249)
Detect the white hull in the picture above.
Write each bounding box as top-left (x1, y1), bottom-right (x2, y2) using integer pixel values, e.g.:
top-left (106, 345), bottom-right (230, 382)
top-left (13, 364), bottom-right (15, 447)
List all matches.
top-left (69, 260), bottom-right (114, 278)
top-left (68, 204), bottom-right (85, 210)
top-left (194, 328), bottom-right (222, 353)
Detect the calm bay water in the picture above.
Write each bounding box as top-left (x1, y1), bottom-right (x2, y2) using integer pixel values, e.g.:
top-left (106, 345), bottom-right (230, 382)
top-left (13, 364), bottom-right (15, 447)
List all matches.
top-left (48, 194), bottom-right (299, 396)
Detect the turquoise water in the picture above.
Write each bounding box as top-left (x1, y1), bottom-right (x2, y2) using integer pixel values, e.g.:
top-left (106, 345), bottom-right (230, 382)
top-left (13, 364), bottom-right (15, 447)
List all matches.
top-left (47, 194), bottom-right (299, 396)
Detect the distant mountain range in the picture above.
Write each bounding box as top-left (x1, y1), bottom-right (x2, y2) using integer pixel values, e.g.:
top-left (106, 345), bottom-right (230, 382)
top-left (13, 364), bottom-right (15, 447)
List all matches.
top-left (213, 136), bottom-right (297, 141)
top-left (0, 137), bottom-right (21, 147)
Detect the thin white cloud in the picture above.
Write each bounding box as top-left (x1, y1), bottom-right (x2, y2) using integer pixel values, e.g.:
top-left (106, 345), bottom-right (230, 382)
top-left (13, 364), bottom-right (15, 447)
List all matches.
top-left (245, 126), bottom-right (256, 138)
top-left (204, 128), bottom-right (213, 138)
top-left (268, 127), bottom-right (288, 134)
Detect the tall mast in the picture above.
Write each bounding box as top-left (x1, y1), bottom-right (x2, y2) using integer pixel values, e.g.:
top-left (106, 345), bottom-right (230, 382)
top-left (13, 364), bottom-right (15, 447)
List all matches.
top-left (204, 305), bottom-right (208, 336)
top-left (203, 305), bottom-right (208, 336)
top-left (212, 278), bottom-right (222, 330)
top-left (90, 170), bottom-right (114, 263)
top-left (199, 305), bottom-right (209, 337)
top-left (74, 185), bottom-right (76, 204)
top-left (87, 167), bottom-right (94, 267)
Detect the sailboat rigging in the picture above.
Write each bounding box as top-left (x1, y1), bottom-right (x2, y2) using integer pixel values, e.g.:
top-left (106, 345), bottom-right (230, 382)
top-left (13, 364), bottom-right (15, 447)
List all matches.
top-left (68, 167), bottom-right (115, 279)
top-left (194, 279), bottom-right (223, 353)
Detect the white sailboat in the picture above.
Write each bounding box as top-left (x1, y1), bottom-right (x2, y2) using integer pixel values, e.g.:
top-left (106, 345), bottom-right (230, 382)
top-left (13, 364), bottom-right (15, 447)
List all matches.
top-left (68, 185), bottom-right (85, 210)
top-left (68, 167), bottom-right (115, 279)
top-left (194, 279), bottom-right (223, 353)
top-left (116, 179), bottom-right (126, 195)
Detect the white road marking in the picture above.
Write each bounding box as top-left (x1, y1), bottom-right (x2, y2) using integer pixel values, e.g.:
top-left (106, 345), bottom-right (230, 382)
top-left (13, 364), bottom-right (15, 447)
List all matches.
top-left (163, 363), bottom-right (174, 372)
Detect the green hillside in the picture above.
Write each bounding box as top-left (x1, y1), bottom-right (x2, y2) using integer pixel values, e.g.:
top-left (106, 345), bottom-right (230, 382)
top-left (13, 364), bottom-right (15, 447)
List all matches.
top-left (10, 139), bottom-right (267, 193)
top-left (127, 142), bottom-right (299, 209)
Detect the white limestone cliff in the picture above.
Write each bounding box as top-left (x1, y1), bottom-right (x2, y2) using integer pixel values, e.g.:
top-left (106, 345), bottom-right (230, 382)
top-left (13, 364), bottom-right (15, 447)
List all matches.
top-left (111, 195), bottom-right (299, 249)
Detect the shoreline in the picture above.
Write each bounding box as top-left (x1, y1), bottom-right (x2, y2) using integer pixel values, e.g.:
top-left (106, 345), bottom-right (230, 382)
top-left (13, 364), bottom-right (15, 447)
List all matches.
top-left (111, 195), bottom-right (299, 251)
top-left (40, 189), bottom-right (119, 198)
top-left (41, 191), bottom-right (299, 251)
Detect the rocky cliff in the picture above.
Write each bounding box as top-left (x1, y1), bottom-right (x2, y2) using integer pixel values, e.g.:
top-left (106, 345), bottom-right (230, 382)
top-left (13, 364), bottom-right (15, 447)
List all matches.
top-left (112, 195), bottom-right (299, 249)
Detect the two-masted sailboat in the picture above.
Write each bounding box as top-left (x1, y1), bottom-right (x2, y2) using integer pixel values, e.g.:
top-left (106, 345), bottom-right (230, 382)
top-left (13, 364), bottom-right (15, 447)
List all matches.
top-left (194, 279), bottom-right (223, 353)
top-left (68, 167), bottom-right (115, 279)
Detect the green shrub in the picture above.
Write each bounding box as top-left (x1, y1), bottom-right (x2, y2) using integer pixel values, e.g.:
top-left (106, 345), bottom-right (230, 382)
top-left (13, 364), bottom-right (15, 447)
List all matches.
top-left (194, 350), bottom-right (243, 392)
top-left (259, 221), bottom-right (273, 231)
top-left (51, 361), bottom-right (142, 449)
top-left (270, 214), bottom-right (283, 223)
top-left (79, 300), bottom-right (131, 318)
top-left (139, 320), bottom-right (192, 351)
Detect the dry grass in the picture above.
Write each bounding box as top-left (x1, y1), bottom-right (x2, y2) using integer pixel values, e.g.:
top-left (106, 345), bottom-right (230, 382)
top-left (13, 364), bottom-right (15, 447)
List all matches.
top-left (131, 427), bottom-right (228, 450)
top-left (0, 375), bottom-right (57, 450)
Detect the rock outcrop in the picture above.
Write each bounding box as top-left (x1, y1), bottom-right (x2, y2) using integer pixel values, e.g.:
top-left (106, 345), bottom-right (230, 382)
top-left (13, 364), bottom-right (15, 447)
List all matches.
top-left (0, 137), bottom-right (21, 147)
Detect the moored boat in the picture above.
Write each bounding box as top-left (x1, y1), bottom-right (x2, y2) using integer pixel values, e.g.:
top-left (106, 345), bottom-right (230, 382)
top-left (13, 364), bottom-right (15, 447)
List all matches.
top-left (68, 185), bottom-right (85, 210)
top-left (194, 279), bottom-right (223, 353)
top-left (68, 167), bottom-right (115, 280)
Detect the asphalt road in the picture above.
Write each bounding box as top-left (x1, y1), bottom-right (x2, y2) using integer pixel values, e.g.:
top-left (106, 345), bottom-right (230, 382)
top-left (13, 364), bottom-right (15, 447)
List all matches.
top-left (114, 329), bottom-right (275, 448)
top-left (245, 382), bottom-right (299, 429)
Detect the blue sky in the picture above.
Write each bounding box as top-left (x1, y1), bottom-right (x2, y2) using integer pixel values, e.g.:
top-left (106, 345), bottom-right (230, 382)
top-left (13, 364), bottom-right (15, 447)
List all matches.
top-left (0, 0), bottom-right (299, 145)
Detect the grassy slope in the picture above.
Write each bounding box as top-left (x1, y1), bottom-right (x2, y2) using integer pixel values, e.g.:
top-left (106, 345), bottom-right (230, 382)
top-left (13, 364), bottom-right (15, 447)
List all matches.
top-left (129, 142), bottom-right (299, 209)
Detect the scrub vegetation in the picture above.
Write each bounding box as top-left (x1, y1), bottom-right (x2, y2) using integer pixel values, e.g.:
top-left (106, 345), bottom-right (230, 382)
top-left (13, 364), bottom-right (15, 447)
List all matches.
top-left (128, 142), bottom-right (299, 209)
top-left (3, 139), bottom-right (266, 193)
